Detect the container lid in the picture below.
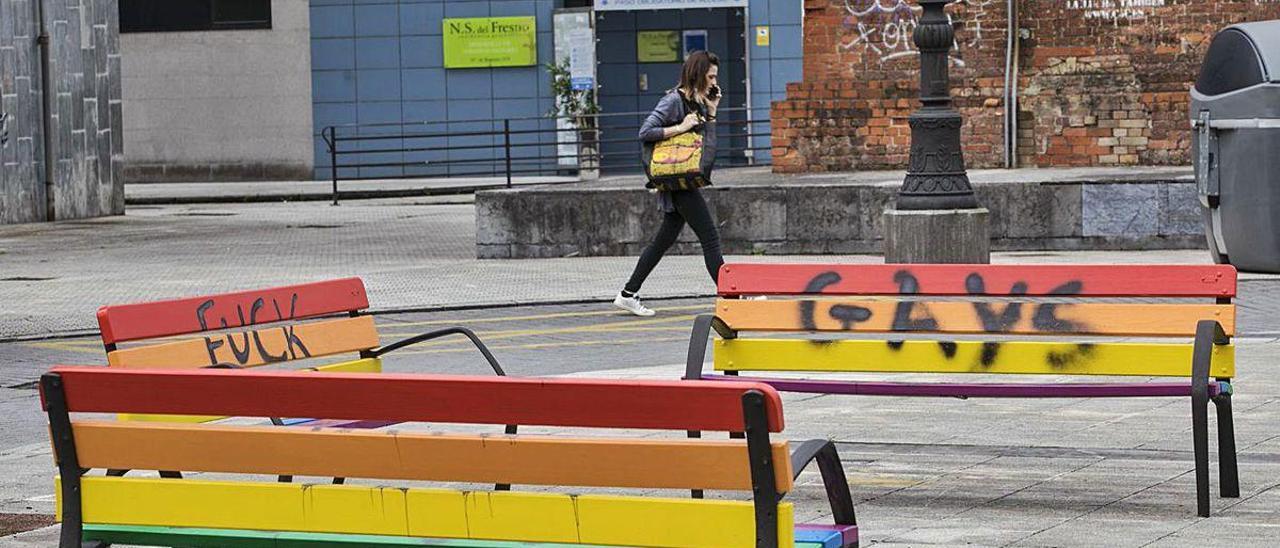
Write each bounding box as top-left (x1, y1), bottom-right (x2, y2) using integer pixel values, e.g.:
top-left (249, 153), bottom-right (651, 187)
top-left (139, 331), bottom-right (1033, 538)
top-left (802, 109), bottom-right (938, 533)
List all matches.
top-left (1196, 20), bottom-right (1280, 96)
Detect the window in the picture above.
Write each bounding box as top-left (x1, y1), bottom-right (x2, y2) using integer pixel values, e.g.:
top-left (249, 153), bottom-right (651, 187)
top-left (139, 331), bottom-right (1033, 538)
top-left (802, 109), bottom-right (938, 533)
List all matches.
top-left (120, 0), bottom-right (272, 33)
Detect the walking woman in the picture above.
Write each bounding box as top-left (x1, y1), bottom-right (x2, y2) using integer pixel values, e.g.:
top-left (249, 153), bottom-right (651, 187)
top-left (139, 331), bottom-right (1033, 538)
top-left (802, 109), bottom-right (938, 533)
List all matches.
top-left (614, 51), bottom-right (723, 317)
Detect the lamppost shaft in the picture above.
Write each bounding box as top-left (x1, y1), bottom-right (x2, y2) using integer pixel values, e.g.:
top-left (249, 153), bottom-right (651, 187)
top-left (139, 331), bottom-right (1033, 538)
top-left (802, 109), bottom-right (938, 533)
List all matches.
top-left (896, 0), bottom-right (979, 211)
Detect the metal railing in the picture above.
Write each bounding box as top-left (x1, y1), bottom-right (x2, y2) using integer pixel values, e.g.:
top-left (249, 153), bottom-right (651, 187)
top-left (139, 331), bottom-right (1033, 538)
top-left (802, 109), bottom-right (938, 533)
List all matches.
top-left (320, 106), bottom-right (771, 204)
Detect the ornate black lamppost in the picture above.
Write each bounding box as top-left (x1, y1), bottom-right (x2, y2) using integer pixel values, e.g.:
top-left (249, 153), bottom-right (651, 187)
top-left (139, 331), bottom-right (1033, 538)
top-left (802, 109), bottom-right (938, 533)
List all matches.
top-left (897, 0), bottom-right (979, 210)
top-left (883, 0), bottom-right (989, 264)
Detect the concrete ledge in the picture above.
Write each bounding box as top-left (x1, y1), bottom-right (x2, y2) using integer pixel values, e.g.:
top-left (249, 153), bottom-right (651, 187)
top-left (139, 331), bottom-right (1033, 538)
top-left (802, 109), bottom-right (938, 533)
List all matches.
top-left (475, 167), bottom-right (1205, 259)
top-left (125, 162), bottom-right (313, 183)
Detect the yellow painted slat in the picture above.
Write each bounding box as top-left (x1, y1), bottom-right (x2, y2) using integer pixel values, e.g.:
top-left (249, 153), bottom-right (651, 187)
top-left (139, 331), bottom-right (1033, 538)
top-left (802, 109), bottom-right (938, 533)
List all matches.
top-left (116, 357), bottom-right (383, 423)
top-left (62, 477), bottom-right (785, 548)
top-left (715, 339), bottom-right (1235, 378)
top-left (106, 316), bottom-right (380, 369)
top-left (312, 357), bottom-right (382, 374)
top-left (578, 495), bottom-right (794, 548)
top-left (71, 421), bottom-right (792, 492)
top-left (717, 299), bottom-right (1236, 337)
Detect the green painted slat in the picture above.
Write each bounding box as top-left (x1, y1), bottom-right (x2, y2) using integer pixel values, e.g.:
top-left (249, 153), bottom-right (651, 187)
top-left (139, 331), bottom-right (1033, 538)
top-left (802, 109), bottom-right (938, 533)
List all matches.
top-left (84, 524), bottom-right (626, 547)
top-left (83, 524), bottom-right (832, 547)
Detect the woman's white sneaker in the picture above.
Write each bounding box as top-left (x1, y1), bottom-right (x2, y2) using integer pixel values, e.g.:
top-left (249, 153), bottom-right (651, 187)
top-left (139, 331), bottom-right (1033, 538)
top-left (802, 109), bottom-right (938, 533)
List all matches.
top-left (613, 293), bottom-right (656, 316)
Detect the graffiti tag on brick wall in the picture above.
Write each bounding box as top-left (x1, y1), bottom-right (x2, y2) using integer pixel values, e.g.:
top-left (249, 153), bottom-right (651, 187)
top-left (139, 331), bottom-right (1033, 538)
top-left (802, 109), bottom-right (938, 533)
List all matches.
top-left (0, 111), bottom-right (9, 148)
top-left (1066, 0), bottom-right (1167, 22)
top-left (838, 0), bottom-right (992, 66)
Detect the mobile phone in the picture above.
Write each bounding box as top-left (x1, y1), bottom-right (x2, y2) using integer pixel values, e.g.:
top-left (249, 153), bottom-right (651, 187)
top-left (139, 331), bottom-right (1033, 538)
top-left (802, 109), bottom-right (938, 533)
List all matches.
top-left (707, 84), bottom-right (721, 100)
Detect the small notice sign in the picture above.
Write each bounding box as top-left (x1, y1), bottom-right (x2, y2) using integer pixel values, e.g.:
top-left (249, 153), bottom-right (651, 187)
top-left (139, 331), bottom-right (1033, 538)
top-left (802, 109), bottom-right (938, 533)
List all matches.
top-left (756, 26), bottom-right (770, 47)
top-left (637, 31), bottom-right (679, 63)
top-left (443, 17), bottom-right (537, 69)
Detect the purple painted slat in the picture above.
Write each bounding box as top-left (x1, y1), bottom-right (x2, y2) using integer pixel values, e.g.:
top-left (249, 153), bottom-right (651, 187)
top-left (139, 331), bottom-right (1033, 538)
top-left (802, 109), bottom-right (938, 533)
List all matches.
top-left (703, 374), bottom-right (1220, 398)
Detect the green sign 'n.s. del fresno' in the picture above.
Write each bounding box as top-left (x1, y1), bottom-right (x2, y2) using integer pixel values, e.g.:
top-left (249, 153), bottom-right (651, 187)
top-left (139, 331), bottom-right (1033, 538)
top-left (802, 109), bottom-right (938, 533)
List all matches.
top-left (443, 16), bottom-right (537, 69)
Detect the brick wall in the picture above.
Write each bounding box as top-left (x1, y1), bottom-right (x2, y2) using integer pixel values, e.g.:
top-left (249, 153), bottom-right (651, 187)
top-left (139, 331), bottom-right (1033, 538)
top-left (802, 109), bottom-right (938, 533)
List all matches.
top-left (773, 0), bottom-right (1280, 173)
top-left (0, 0), bottom-right (123, 224)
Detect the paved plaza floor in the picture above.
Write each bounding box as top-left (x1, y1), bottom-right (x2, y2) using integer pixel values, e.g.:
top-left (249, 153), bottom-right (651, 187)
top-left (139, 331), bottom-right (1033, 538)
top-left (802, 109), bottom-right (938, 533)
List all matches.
top-left (1, 197), bottom-right (1277, 546)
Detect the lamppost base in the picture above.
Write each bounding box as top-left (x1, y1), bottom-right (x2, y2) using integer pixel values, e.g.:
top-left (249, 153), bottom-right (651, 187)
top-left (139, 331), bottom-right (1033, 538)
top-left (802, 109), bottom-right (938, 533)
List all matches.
top-left (883, 206), bottom-right (991, 264)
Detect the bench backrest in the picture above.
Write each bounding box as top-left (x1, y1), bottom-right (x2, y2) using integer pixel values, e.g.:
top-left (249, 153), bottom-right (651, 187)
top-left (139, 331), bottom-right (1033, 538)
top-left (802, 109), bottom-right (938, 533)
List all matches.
top-left (96, 278), bottom-right (376, 370)
top-left (714, 264), bottom-right (1237, 379)
top-left (42, 367), bottom-right (798, 548)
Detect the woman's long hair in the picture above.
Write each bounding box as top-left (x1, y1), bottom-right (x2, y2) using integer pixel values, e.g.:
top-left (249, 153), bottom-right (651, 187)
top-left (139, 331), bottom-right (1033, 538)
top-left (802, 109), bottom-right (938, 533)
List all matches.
top-left (679, 51), bottom-right (719, 96)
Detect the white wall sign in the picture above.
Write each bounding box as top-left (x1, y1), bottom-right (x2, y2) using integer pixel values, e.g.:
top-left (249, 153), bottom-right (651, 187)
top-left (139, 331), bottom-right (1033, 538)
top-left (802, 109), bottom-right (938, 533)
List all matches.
top-left (594, 0), bottom-right (747, 11)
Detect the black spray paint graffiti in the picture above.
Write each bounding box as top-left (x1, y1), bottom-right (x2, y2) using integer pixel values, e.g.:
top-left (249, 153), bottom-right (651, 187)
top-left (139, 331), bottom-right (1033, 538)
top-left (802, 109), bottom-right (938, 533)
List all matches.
top-left (197, 294), bottom-right (311, 367)
top-left (0, 111), bottom-right (9, 148)
top-left (798, 270), bottom-right (1095, 370)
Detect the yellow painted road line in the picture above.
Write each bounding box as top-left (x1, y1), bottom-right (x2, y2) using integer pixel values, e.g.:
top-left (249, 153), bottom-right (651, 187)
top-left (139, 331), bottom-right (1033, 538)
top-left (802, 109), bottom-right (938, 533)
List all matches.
top-left (377, 315), bottom-right (698, 348)
top-left (388, 336), bottom-right (690, 355)
top-left (379, 304), bottom-right (711, 329)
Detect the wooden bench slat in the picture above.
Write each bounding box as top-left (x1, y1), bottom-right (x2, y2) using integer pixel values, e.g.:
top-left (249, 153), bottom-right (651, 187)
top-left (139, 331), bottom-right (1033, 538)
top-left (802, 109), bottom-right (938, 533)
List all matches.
top-left (97, 278), bottom-right (370, 345)
top-left (718, 299), bottom-right (1236, 337)
top-left (64, 477), bottom-right (795, 548)
top-left (718, 264), bottom-right (1238, 298)
top-left (116, 357), bottom-right (383, 424)
top-left (715, 339), bottom-right (1236, 378)
top-left (84, 525), bottom-right (626, 547)
top-left (71, 421), bottom-right (793, 492)
top-left (49, 367), bottom-right (786, 432)
top-left (106, 316), bottom-right (381, 369)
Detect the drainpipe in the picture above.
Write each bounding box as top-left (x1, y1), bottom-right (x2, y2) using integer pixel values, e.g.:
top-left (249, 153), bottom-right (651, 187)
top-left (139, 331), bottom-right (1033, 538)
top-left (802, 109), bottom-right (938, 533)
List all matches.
top-left (1002, 0), bottom-right (1019, 168)
top-left (36, 0), bottom-right (56, 221)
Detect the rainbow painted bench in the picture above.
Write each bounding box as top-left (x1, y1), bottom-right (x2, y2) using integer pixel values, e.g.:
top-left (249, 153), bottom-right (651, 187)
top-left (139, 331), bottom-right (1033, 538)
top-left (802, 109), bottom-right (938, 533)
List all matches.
top-left (685, 263), bottom-right (1240, 517)
top-left (95, 276), bottom-right (507, 424)
top-left (94, 277), bottom-right (512, 483)
top-left (42, 367), bottom-right (859, 548)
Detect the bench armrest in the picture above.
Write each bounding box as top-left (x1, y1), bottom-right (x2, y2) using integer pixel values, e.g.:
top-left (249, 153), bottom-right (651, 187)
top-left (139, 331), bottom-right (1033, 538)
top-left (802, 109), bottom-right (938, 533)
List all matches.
top-left (788, 439), bottom-right (857, 527)
top-left (684, 314), bottom-right (737, 380)
top-left (370, 326), bottom-right (506, 376)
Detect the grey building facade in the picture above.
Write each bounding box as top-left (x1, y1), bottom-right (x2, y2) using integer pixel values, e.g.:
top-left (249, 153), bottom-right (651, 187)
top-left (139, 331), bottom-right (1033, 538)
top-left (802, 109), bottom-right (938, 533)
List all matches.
top-left (1, 0), bottom-right (124, 225)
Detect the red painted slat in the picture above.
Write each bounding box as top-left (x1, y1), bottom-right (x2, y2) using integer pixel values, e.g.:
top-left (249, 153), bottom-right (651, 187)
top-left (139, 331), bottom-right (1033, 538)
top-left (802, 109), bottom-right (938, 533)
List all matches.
top-left (46, 367), bottom-right (785, 433)
top-left (717, 264), bottom-right (1237, 298)
top-left (97, 278), bottom-right (370, 345)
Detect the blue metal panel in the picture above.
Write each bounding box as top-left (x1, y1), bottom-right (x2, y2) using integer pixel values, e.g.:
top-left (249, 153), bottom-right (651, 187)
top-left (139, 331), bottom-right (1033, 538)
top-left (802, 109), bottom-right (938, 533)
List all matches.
top-left (311, 5), bottom-right (354, 38)
top-left (444, 1), bottom-right (489, 18)
top-left (402, 68), bottom-right (448, 101)
top-left (773, 55), bottom-right (801, 86)
top-left (355, 37), bottom-right (401, 69)
top-left (490, 1), bottom-right (536, 17)
top-left (313, 70), bottom-right (357, 102)
top-left (493, 98), bottom-right (540, 120)
top-left (493, 67), bottom-right (539, 99)
top-left (403, 100), bottom-right (448, 123)
top-left (312, 39), bottom-right (355, 71)
top-left (750, 57), bottom-right (772, 93)
top-left (399, 2), bottom-right (443, 35)
top-left (400, 36), bottom-right (443, 68)
top-left (354, 4), bottom-right (399, 37)
top-left (449, 98), bottom-right (495, 122)
top-left (769, 23), bottom-right (802, 59)
top-left (356, 69), bottom-right (402, 101)
top-left (768, 0), bottom-right (801, 26)
top-left (446, 70), bottom-right (493, 99)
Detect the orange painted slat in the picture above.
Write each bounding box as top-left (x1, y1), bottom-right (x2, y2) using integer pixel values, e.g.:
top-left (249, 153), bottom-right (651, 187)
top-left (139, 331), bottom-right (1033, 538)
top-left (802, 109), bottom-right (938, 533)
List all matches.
top-left (70, 421), bottom-right (794, 493)
top-left (717, 299), bottom-right (1236, 337)
top-left (717, 264), bottom-right (1238, 298)
top-left (48, 367), bottom-right (786, 433)
top-left (106, 316), bottom-right (380, 369)
top-left (97, 278), bottom-right (370, 345)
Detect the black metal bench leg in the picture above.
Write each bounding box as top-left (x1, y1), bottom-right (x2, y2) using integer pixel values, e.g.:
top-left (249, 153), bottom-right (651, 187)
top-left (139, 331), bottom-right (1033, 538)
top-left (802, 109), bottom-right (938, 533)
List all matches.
top-left (1192, 387), bottom-right (1211, 517)
top-left (1214, 393), bottom-right (1240, 498)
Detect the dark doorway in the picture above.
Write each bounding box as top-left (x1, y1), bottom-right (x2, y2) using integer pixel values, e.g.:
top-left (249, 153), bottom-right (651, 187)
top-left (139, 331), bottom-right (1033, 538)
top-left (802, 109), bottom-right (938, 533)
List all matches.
top-left (594, 8), bottom-right (748, 173)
